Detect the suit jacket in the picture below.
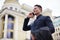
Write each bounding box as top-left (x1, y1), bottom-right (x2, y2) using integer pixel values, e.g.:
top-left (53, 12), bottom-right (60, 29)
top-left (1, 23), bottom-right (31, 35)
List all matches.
top-left (23, 14), bottom-right (55, 34)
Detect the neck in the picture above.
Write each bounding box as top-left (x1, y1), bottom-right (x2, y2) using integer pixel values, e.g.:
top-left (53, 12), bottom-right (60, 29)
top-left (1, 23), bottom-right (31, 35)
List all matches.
top-left (36, 13), bottom-right (41, 17)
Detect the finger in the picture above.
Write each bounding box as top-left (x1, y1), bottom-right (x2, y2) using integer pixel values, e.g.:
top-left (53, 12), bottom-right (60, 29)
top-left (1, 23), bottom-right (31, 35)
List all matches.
top-left (29, 13), bottom-right (33, 15)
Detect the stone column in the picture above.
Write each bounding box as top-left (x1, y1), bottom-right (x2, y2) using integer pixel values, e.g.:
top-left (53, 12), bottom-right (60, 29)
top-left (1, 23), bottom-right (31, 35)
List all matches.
top-left (4, 14), bottom-right (8, 39)
top-left (14, 16), bottom-right (18, 40)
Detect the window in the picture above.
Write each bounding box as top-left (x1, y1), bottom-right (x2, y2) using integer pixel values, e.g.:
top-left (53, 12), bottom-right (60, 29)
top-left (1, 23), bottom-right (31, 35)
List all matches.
top-left (7, 23), bottom-right (14, 29)
top-left (7, 16), bottom-right (14, 30)
top-left (58, 28), bottom-right (60, 30)
top-left (7, 32), bottom-right (13, 38)
top-left (56, 29), bottom-right (57, 31)
top-left (7, 15), bottom-right (15, 39)
top-left (59, 24), bottom-right (60, 26)
top-left (10, 7), bottom-right (13, 10)
top-left (57, 33), bottom-right (58, 36)
top-left (59, 33), bottom-right (60, 36)
top-left (21, 12), bottom-right (25, 15)
top-left (15, 8), bottom-right (17, 11)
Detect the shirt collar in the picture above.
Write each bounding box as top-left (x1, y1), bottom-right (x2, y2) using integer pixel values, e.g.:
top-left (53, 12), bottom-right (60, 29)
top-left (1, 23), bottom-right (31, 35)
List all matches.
top-left (36, 14), bottom-right (42, 19)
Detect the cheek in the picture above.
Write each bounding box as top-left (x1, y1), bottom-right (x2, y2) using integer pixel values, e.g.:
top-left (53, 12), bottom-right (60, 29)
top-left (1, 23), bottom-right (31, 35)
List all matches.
top-left (37, 8), bottom-right (42, 12)
top-left (34, 9), bottom-right (38, 12)
top-left (39, 10), bottom-right (42, 13)
top-left (36, 10), bottom-right (40, 13)
top-left (33, 9), bottom-right (40, 13)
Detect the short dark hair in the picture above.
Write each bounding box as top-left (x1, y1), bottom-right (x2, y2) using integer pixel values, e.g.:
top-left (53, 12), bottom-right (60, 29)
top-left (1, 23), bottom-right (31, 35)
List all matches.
top-left (34, 4), bottom-right (42, 11)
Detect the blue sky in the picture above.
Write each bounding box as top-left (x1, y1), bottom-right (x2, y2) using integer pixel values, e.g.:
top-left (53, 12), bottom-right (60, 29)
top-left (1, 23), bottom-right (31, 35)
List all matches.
top-left (0, 0), bottom-right (60, 16)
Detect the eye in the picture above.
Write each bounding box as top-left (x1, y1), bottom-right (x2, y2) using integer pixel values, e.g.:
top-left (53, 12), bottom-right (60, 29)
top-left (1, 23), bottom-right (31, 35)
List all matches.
top-left (34, 8), bottom-right (37, 9)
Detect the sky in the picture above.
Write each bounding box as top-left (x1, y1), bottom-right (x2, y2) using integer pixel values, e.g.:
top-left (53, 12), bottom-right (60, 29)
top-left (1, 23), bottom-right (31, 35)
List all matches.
top-left (0, 0), bottom-right (60, 16)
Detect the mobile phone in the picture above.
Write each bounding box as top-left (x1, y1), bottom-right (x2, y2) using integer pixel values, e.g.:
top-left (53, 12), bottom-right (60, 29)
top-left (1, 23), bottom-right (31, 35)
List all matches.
top-left (32, 12), bottom-right (35, 15)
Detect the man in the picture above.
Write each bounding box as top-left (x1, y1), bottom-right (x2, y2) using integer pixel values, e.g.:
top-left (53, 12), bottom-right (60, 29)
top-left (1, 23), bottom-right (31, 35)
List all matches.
top-left (23, 5), bottom-right (55, 40)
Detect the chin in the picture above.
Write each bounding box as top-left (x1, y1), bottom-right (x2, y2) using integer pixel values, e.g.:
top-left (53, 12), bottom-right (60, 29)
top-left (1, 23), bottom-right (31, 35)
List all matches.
top-left (34, 13), bottom-right (38, 15)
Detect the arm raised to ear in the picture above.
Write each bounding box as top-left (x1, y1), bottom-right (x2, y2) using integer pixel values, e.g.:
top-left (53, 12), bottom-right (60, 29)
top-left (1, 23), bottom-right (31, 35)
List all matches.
top-left (23, 18), bottom-right (31, 31)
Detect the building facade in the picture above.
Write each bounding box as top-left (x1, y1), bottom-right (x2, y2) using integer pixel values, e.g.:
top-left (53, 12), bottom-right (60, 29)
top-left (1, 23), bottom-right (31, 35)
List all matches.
top-left (0, 0), bottom-right (32, 40)
top-left (52, 17), bottom-right (60, 40)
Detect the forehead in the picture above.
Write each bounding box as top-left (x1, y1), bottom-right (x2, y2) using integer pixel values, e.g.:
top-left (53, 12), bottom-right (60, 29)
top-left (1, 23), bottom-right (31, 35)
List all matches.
top-left (33, 6), bottom-right (42, 11)
top-left (34, 6), bottom-right (39, 9)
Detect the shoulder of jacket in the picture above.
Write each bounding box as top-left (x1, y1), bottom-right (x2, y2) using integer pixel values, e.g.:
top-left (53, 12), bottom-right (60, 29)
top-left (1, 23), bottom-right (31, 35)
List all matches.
top-left (41, 16), bottom-right (51, 20)
top-left (41, 15), bottom-right (47, 18)
top-left (42, 16), bottom-right (50, 18)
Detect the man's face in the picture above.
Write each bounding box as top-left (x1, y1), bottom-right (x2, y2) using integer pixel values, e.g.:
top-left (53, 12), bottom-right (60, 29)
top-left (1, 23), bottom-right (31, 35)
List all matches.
top-left (33, 6), bottom-right (42, 15)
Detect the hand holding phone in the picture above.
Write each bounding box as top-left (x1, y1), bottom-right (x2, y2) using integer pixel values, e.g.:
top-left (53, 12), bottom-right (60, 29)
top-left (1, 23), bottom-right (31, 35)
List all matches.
top-left (27, 12), bottom-right (35, 18)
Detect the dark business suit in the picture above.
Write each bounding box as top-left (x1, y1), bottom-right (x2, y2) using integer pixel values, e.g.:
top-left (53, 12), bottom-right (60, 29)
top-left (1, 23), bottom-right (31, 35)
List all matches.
top-left (23, 14), bottom-right (55, 40)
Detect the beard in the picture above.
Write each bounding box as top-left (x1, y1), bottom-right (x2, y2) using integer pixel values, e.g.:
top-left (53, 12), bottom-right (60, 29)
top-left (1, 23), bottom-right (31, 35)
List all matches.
top-left (34, 13), bottom-right (39, 15)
